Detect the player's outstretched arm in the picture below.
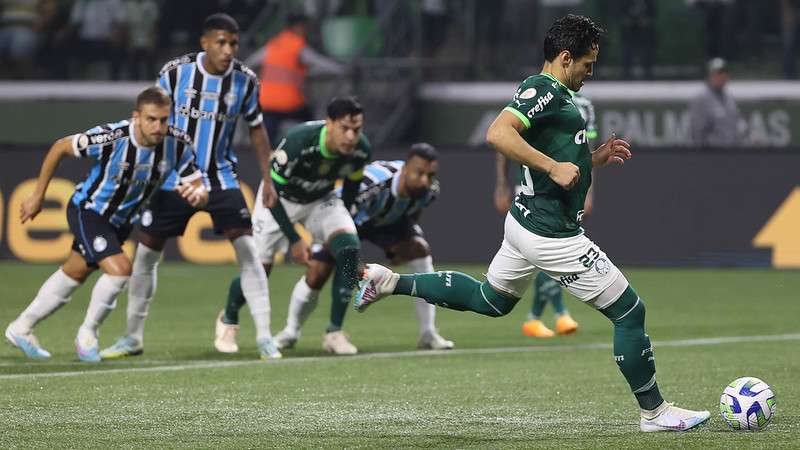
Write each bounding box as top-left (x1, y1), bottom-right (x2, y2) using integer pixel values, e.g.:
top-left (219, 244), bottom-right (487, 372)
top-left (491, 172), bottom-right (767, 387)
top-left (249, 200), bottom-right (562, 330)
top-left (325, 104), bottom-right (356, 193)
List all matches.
top-left (21, 136), bottom-right (75, 223)
top-left (249, 124), bottom-right (278, 208)
top-left (592, 133), bottom-right (632, 168)
top-left (486, 110), bottom-right (580, 190)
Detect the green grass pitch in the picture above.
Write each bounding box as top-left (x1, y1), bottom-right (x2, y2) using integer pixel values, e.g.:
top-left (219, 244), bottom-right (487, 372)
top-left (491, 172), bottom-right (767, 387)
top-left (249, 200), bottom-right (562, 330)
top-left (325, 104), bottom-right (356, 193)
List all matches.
top-left (1, 262), bottom-right (798, 448)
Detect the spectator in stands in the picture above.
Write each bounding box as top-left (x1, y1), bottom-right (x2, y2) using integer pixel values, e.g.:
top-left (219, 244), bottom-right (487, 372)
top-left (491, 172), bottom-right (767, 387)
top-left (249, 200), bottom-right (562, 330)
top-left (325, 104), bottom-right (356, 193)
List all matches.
top-left (619, 0), bottom-right (656, 80)
top-left (688, 0), bottom-right (735, 61)
top-left (0, 0), bottom-right (42, 79)
top-left (67, 0), bottom-right (127, 80)
top-left (688, 58), bottom-right (745, 147)
top-left (124, 0), bottom-right (159, 80)
top-left (246, 13), bottom-right (344, 141)
top-left (35, 0), bottom-right (72, 79)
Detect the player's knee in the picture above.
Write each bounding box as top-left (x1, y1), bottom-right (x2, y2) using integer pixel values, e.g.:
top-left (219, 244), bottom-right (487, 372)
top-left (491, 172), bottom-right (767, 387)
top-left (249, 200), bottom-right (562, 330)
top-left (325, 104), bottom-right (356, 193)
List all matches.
top-left (480, 282), bottom-right (518, 317)
top-left (137, 231), bottom-right (166, 251)
top-left (224, 227), bottom-right (251, 241)
top-left (406, 237), bottom-right (431, 259)
top-left (305, 261), bottom-right (333, 289)
top-left (330, 233), bottom-right (360, 260)
top-left (102, 254), bottom-right (133, 277)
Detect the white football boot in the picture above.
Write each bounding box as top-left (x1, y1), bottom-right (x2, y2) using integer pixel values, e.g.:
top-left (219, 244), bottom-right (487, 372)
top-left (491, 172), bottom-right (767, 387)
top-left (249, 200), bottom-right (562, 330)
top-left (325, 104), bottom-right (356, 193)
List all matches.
top-left (257, 336), bottom-right (283, 360)
top-left (417, 331), bottom-right (454, 350)
top-left (274, 327), bottom-right (300, 350)
top-left (322, 330), bottom-right (358, 355)
top-left (214, 310), bottom-right (239, 353)
top-left (640, 401), bottom-right (711, 432)
top-left (353, 264), bottom-right (399, 312)
top-left (75, 327), bottom-right (101, 362)
top-left (5, 323), bottom-right (51, 359)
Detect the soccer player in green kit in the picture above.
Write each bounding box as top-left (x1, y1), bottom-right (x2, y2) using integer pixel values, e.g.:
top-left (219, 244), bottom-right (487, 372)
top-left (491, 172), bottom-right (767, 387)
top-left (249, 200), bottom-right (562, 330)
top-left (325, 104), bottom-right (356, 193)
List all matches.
top-left (215, 97), bottom-right (370, 355)
top-left (354, 15), bottom-right (710, 432)
top-left (494, 91), bottom-right (598, 339)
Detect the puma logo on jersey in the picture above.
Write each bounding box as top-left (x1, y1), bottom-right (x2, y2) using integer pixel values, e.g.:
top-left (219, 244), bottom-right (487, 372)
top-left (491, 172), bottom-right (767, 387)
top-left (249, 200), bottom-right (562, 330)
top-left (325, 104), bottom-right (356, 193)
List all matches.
top-left (574, 129), bottom-right (587, 144)
top-left (526, 91), bottom-right (554, 118)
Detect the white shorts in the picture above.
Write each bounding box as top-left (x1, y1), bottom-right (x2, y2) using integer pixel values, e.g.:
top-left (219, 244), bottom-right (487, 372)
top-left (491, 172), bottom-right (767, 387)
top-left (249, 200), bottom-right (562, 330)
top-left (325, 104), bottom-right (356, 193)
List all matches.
top-left (486, 214), bottom-right (628, 309)
top-left (252, 183), bottom-right (357, 264)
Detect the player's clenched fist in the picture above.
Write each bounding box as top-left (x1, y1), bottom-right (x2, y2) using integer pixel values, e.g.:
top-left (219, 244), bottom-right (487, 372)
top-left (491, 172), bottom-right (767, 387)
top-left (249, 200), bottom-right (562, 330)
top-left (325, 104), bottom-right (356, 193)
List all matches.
top-left (547, 161), bottom-right (580, 190)
top-left (176, 182), bottom-right (209, 208)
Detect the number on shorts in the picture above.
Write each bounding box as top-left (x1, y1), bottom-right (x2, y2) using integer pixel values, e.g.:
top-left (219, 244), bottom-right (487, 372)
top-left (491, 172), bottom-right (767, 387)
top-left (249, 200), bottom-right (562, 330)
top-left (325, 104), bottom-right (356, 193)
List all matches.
top-left (578, 247), bottom-right (600, 268)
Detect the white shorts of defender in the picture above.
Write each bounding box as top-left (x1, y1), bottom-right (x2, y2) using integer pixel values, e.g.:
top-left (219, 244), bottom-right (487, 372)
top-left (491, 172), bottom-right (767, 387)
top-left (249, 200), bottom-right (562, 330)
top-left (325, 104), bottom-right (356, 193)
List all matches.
top-left (252, 183), bottom-right (357, 264)
top-left (486, 213), bottom-right (628, 309)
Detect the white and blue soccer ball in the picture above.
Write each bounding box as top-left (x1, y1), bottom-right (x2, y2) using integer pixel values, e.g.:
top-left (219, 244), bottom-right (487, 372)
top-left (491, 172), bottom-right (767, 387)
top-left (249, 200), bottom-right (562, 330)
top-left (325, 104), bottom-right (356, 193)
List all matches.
top-left (719, 377), bottom-right (776, 431)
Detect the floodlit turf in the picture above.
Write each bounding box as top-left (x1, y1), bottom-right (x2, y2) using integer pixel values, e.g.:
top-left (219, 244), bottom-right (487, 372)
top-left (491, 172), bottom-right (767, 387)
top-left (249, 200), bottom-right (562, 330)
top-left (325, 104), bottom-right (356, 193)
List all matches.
top-left (1, 262), bottom-right (798, 448)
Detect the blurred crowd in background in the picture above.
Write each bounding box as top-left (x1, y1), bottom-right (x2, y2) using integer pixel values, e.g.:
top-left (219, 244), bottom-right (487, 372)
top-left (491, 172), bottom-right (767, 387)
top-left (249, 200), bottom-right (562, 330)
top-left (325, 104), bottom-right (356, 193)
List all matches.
top-left (0, 0), bottom-right (798, 81)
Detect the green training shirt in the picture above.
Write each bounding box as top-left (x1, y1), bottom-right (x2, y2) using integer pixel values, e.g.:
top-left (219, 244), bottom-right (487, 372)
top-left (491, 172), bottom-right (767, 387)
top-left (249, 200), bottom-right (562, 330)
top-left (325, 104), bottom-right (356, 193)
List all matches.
top-left (504, 72), bottom-right (592, 238)
top-left (270, 120), bottom-right (371, 204)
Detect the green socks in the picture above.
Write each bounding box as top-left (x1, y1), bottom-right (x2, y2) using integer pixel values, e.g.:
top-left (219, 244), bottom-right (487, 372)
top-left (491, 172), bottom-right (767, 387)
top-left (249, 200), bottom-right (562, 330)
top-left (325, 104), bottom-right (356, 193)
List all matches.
top-left (530, 272), bottom-right (566, 319)
top-left (601, 285), bottom-right (664, 410)
top-left (223, 276), bottom-right (245, 325)
top-left (394, 271), bottom-right (517, 317)
top-left (327, 233), bottom-right (360, 333)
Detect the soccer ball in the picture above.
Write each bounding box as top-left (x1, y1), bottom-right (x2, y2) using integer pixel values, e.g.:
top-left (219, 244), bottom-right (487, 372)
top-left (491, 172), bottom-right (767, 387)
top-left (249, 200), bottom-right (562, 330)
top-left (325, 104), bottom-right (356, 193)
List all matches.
top-left (719, 377), bottom-right (776, 431)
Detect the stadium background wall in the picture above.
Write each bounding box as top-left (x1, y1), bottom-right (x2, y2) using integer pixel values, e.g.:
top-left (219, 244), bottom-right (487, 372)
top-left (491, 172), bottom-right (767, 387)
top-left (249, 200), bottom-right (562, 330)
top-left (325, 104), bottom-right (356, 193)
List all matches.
top-left (1, 145), bottom-right (797, 268)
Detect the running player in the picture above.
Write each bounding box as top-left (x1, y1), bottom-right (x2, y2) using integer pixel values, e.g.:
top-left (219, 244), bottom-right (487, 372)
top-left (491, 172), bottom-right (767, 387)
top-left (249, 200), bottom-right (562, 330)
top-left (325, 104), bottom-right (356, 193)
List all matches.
top-left (222, 144), bottom-right (454, 354)
top-left (494, 91), bottom-right (598, 338)
top-left (99, 13), bottom-right (281, 360)
top-left (214, 97), bottom-right (369, 355)
top-left (5, 87), bottom-right (206, 361)
top-left (353, 15), bottom-right (711, 432)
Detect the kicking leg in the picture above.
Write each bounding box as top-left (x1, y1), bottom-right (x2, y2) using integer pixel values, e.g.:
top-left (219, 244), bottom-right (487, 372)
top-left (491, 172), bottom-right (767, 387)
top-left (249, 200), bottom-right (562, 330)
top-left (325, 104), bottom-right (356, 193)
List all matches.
top-left (355, 264), bottom-right (518, 317)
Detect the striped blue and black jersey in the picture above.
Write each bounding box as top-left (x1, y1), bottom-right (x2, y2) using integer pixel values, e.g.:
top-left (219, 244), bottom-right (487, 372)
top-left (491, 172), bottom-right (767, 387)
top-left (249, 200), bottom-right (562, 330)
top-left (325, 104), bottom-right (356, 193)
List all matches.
top-left (157, 52), bottom-right (262, 191)
top-left (350, 160), bottom-right (439, 227)
top-left (70, 120), bottom-right (200, 228)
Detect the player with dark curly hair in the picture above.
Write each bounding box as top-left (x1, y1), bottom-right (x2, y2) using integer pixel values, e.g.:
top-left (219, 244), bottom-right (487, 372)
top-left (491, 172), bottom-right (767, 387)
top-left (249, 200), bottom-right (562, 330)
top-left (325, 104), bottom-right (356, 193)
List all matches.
top-left (353, 15), bottom-right (711, 432)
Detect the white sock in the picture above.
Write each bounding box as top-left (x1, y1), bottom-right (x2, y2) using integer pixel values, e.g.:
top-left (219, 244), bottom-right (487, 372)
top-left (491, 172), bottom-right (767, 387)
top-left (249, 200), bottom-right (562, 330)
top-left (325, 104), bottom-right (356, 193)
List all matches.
top-left (126, 243), bottom-right (162, 344)
top-left (12, 268), bottom-right (81, 333)
top-left (285, 276), bottom-right (321, 333)
top-left (407, 256), bottom-right (436, 336)
top-left (80, 274), bottom-right (129, 335)
top-left (232, 235), bottom-right (272, 341)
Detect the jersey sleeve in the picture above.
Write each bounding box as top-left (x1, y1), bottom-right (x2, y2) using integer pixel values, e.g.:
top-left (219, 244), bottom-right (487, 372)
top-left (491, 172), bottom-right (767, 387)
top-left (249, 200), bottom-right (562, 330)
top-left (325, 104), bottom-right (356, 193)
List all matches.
top-left (504, 78), bottom-right (560, 130)
top-left (176, 141), bottom-right (202, 184)
top-left (576, 95), bottom-right (598, 139)
top-left (242, 77), bottom-right (263, 127)
top-left (269, 134), bottom-right (300, 186)
top-left (347, 138), bottom-right (371, 181)
top-left (71, 126), bottom-right (114, 159)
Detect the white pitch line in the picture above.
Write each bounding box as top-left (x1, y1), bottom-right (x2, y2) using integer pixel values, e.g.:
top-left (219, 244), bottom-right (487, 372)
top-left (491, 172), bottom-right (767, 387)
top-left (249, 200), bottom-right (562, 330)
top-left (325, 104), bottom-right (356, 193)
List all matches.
top-left (1, 332), bottom-right (798, 381)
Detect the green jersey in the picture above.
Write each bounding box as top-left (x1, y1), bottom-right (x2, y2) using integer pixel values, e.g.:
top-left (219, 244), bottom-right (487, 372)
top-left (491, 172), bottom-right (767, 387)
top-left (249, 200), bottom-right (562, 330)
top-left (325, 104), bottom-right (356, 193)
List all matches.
top-left (503, 73), bottom-right (592, 238)
top-left (511, 91), bottom-right (597, 185)
top-left (270, 121), bottom-right (371, 203)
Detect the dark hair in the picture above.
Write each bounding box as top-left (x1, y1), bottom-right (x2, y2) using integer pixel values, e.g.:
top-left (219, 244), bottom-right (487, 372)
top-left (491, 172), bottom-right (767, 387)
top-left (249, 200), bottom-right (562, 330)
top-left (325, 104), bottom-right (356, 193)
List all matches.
top-left (326, 96), bottom-right (363, 120)
top-left (543, 15), bottom-right (604, 62)
top-left (203, 13), bottom-right (239, 35)
top-left (287, 12), bottom-right (308, 27)
top-left (408, 142), bottom-right (438, 162)
top-left (136, 86), bottom-right (171, 110)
